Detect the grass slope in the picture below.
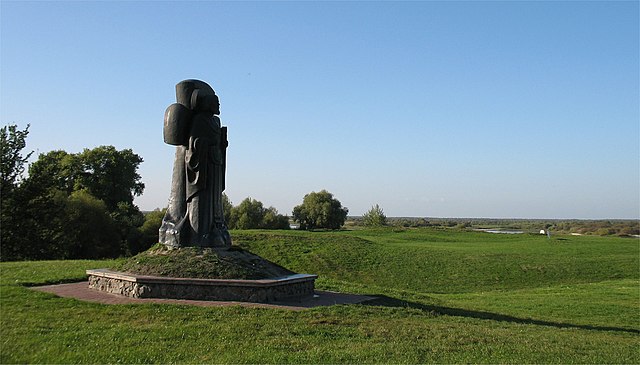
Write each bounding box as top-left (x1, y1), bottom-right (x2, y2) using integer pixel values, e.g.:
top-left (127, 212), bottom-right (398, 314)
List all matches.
top-left (234, 229), bottom-right (637, 293)
top-left (1, 228), bottom-right (638, 364)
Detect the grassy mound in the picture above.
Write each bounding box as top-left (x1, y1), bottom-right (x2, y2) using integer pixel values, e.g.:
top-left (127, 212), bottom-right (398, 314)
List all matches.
top-left (112, 244), bottom-right (295, 280)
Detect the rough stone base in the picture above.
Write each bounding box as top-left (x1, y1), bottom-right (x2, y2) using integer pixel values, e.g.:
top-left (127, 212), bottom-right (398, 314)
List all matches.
top-left (87, 269), bottom-right (317, 303)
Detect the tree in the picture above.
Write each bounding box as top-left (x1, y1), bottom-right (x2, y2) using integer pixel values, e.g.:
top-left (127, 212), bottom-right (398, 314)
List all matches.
top-left (0, 124), bottom-right (32, 196)
top-left (1, 124), bottom-right (33, 260)
top-left (24, 146), bottom-right (145, 210)
top-left (230, 197), bottom-right (266, 229)
top-left (7, 188), bottom-right (69, 260)
top-left (226, 197), bottom-right (290, 230)
top-left (262, 206), bottom-right (290, 229)
top-left (21, 150), bottom-right (77, 194)
top-left (2, 144), bottom-right (147, 261)
top-left (110, 201), bottom-right (145, 255)
top-left (3, 187), bottom-right (122, 261)
top-left (76, 146), bottom-right (146, 254)
top-left (75, 146), bottom-right (145, 211)
top-left (362, 204), bottom-right (387, 227)
top-left (292, 190), bottom-right (348, 230)
top-left (63, 190), bottom-right (121, 259)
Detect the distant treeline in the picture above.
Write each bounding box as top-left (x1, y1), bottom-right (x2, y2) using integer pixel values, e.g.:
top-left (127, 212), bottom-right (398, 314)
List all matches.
top-left (347, 217), bottom-right (640, 237)
top-left (549, 220), bottom-right (639, 236)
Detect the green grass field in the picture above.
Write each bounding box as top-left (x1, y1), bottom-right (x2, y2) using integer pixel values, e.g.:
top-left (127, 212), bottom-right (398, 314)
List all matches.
top-left (1, 228), bottom-right (638, 363)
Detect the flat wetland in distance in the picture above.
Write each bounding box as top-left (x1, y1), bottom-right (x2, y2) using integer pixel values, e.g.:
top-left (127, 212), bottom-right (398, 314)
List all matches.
top-left (1, 227), bottom-right (638, 363)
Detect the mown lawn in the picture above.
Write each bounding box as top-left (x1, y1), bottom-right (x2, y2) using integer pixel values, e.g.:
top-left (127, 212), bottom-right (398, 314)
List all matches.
top-left (1, 228), bottom-right (638, 363)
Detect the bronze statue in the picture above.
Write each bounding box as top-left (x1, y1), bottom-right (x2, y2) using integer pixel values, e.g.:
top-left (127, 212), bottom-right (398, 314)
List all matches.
top-left (159, 80), bottom-right (231, 248)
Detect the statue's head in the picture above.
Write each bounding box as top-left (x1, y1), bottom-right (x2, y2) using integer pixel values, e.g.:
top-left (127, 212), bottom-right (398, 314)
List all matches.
top-left (175, 79), bottom-right (219, 114)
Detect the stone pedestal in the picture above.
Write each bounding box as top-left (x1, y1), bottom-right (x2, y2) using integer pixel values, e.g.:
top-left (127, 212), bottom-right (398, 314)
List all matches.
top-left (87, 269), bottom-right (317, 303)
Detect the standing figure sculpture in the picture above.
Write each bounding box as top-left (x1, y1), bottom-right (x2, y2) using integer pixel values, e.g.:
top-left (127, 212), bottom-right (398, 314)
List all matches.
top-left (159, 80), bottom-right (231, 248)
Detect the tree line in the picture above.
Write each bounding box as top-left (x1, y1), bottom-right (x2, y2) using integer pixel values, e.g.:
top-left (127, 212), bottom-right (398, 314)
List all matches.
top-left (1, 125), bottom-right (155, 261)
top-left (350, 216), bottom-right (639, 236)
top-left (5, 123), bottom-right (633, 262)
top-left (1, 124), bottom-right (352, 261)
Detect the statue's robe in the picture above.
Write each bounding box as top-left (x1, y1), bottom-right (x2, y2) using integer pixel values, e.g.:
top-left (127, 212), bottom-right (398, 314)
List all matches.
top-left (160, 113), bottom-right (230, 248)
top-left (185, 112), bottom-right (223, 246)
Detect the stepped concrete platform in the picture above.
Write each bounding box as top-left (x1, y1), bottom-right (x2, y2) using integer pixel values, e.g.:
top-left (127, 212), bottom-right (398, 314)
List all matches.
top-left (87, 269), bottom-right (317, 303)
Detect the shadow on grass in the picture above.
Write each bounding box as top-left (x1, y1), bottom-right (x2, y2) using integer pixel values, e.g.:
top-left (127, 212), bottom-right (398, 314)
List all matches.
top-left (364, 295), bottom-right (639, 334)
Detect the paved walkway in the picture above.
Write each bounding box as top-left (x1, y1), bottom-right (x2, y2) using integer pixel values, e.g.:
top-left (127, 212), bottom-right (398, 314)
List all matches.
top-left (32, 282), bottom-right (375, 310)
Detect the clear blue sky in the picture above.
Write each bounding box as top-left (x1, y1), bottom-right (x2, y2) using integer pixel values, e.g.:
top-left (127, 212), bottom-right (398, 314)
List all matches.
top-left (1, 1), bottom-right (638, 219)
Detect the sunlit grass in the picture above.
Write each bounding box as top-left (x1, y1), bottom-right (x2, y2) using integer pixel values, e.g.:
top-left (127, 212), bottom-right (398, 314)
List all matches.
top-left (1, 228), bottom-right (638, 363)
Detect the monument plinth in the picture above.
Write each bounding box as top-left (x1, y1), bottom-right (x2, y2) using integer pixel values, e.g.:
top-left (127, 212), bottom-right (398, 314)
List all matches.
top-left (88, 79), bottom-right (316, 303)
top-left (87, 269), bottom-right (317, 303)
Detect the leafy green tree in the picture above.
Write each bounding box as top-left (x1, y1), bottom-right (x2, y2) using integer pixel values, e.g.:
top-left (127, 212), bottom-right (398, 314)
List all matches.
top-left (0, 124), bottom-right (32, 196)
top-left (227, 197), bottom-right (290, 230)
top-left (1, 124), bottom-right (33, 260)
top-left (2, 187), bottom-right (60, 261)
top-left (63, 190), bottom-right (121, 259)
top-left (75, 146), bottom-right (145, 211)
top-left (362, 204), bottom-right (387, 227)
top-left (262, 206), bottom-right (290, 229)
top-left (4, 148), bottom-right (79, 260)
top-left (230, 197), bottom-right (266, 229)
top-left (22, 150), bottom-right (77, 195)
top-left (2, 143), bottom-right (146, 260)
top-left (4, 188), bottom-right (121, 260)
top-left (11, 188), bottom-right (69, 260)
top-left (24, 146), bottom-right (144, 210)
top-left (110, 201), bottom-right (145, 255)
top-left (292, 190), bottom-right (348, 230)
